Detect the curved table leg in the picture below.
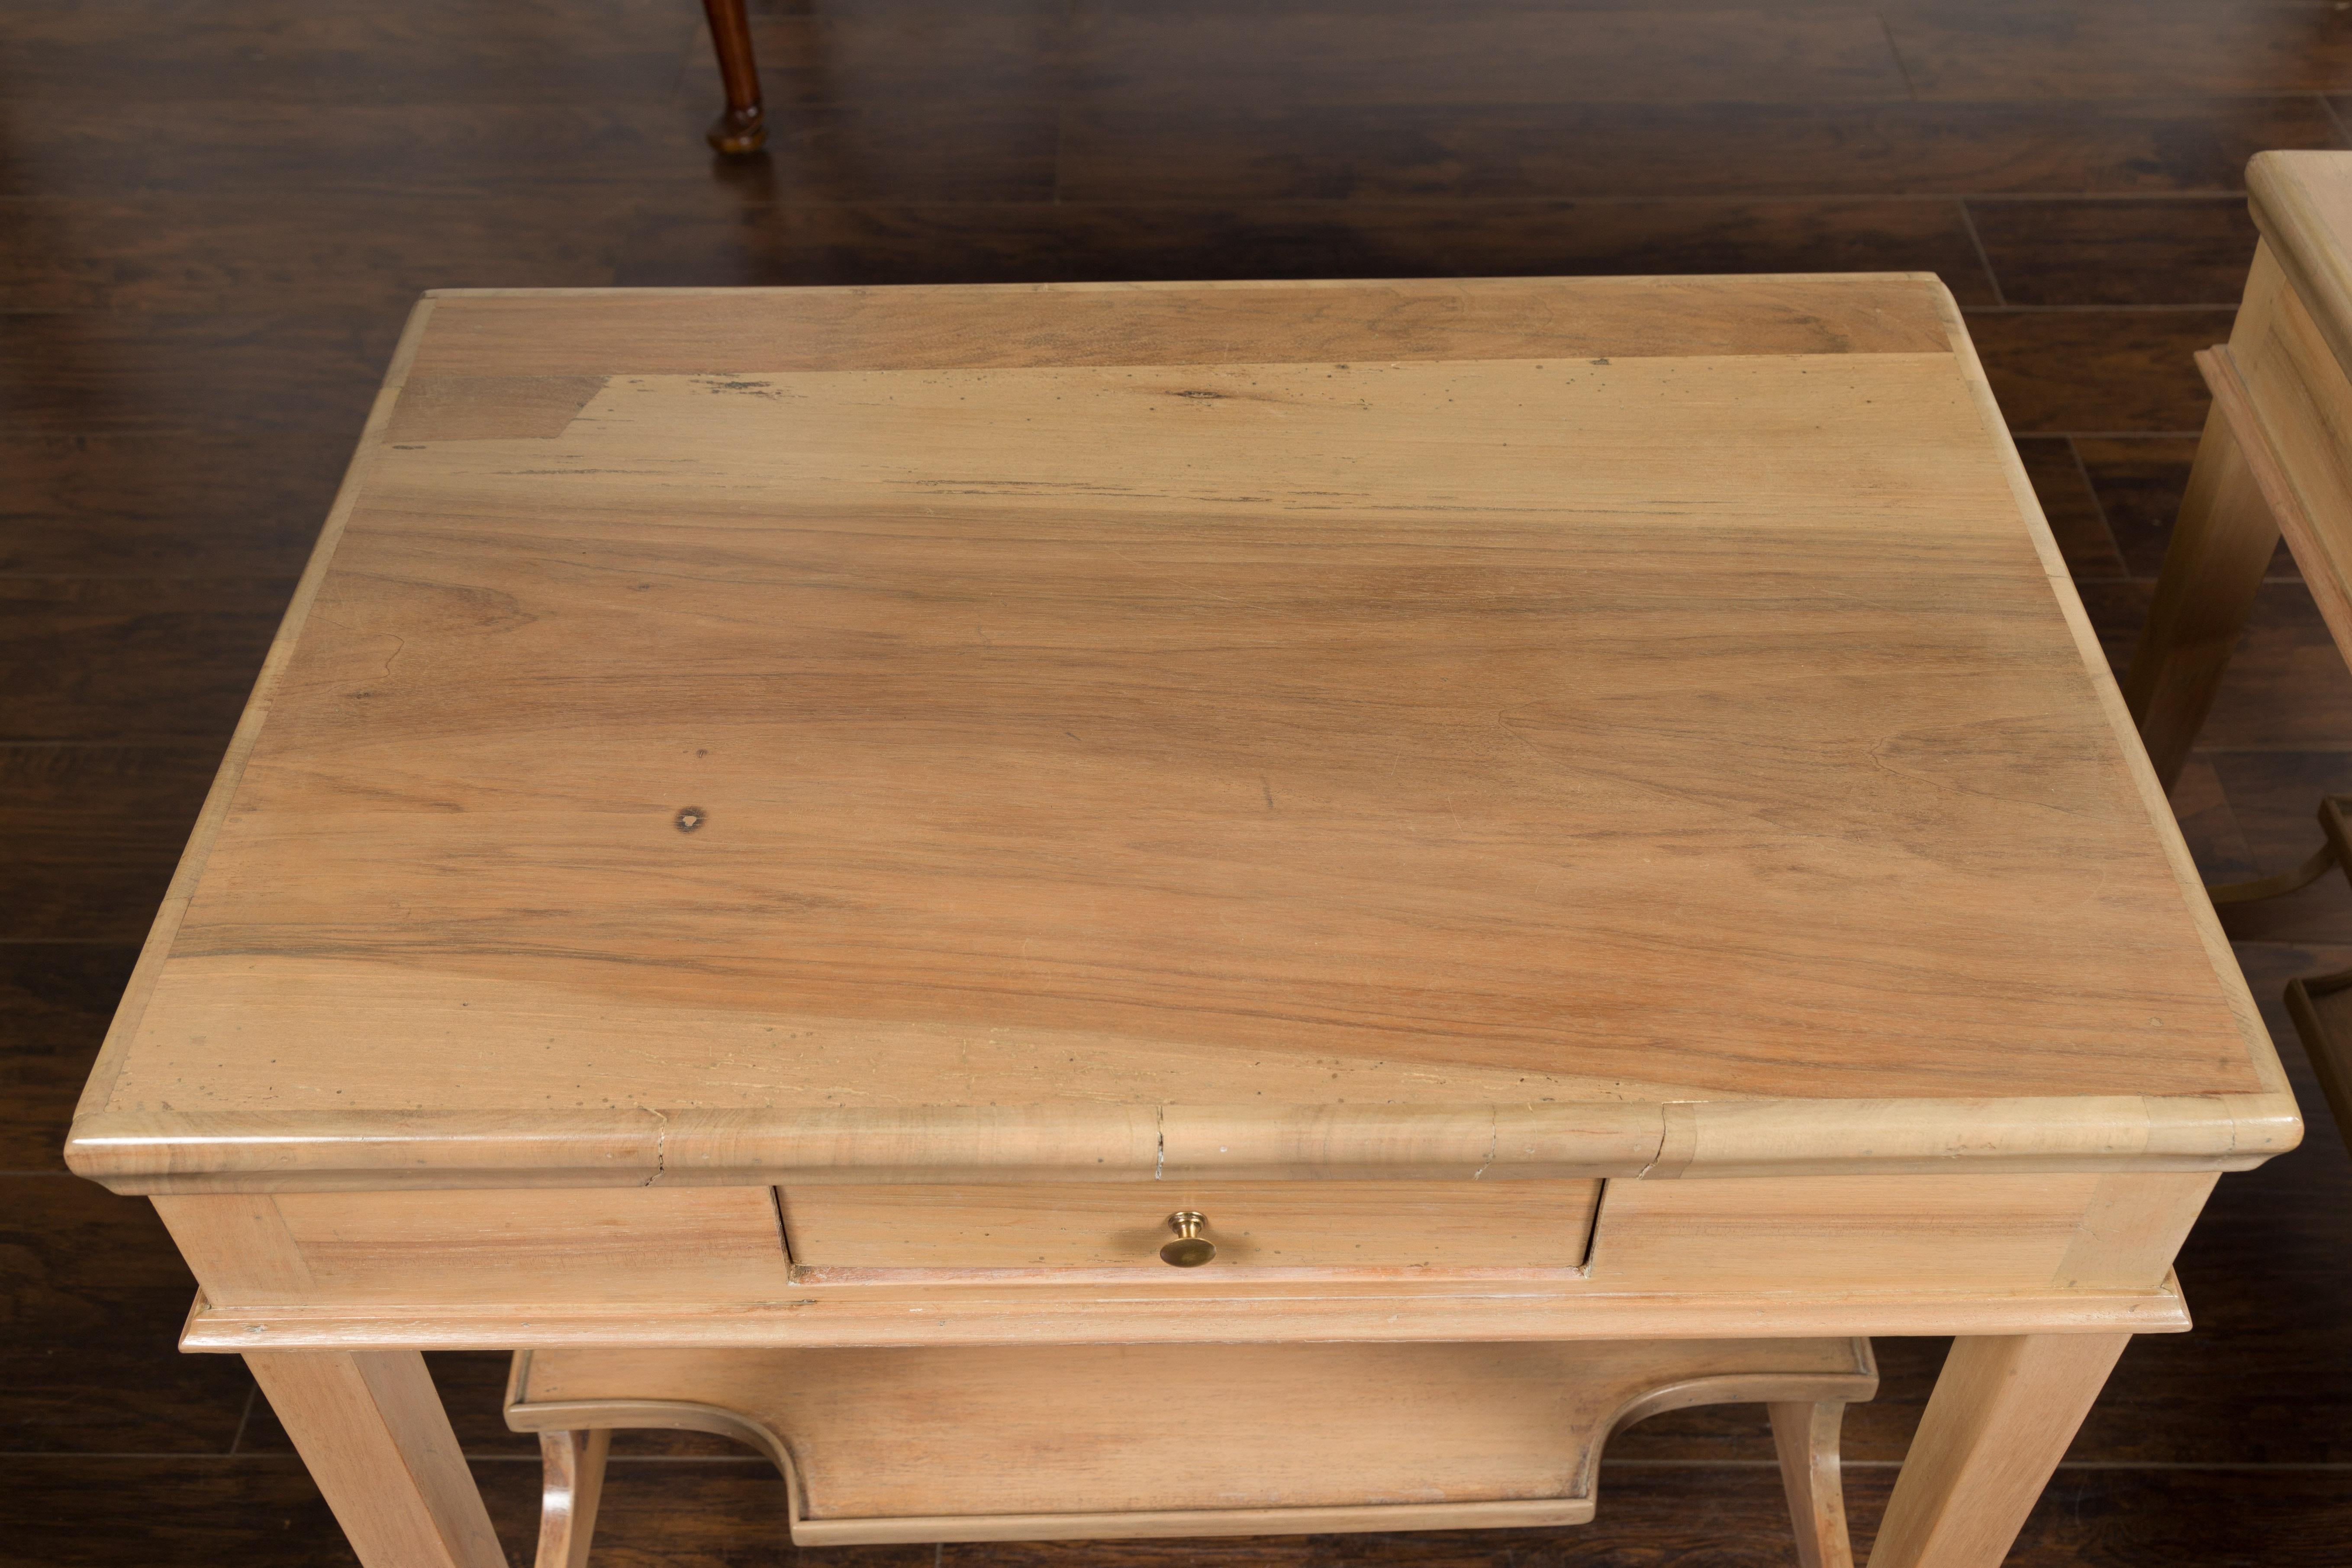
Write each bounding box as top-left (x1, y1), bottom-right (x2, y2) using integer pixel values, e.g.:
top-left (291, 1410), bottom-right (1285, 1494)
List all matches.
top-left (1772, 1398), bottom-right (1856, 1568)
top-left (536, 1429), bottom-right (612, 1568)
top-left (700, 0), bottom-right (767, 154)
top-left (1865, 1333), bottom-right (2129, 1568)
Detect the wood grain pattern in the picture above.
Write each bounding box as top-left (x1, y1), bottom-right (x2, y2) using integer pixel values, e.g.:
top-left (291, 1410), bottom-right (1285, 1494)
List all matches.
top-left (156, 1187), bottom-right (793, 1307)
top-left (244, 1349), bottom-right (504, 1568)
top-left (778, 1179), bottom-right (1601, 1271)
top-left (608, 197), bottom-right (2001, 304)
top-left (64, 279), bottom-right (2294, 1195)
top-left (176, 1272), bottom-right (2197, 1353)
top-left (21, 4), bottom-right (2352, 1566)
top-left (532, 1428), bottom-right (608, 1568)
top-left (2121, 395), bottom-right (2282, 788)
top-left (405, 275), bottom-right (1953, 375)
top-left (1057, 98), bottom-right (2348, 204)
top-left (1862, 1333), bottom-right (2130, 1568)
top-left (505, 1338), bottom-right (1874, 1541)
top-left (1771, 1399), bottom-right (1856, 1568)
top-left (1886, 5), bottom-right (2352, 100)
top-left (0, 946), bottom-right (135, 1170)
top-left (1965, 197), bottom-right (2257, 307)
top-left (1964, 307), bottom-right (2229, 432)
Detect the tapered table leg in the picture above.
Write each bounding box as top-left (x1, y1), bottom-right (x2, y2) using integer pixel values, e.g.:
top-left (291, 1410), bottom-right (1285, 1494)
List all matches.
top-left (701, 0), bottom-right (767, 153)
top-left (2120, 401), bottom-right (2280, 791)
top-left (246, 1350), bottom-right (506, 1568)
top-left (1865, 1333), bottom-right (2128, 1568)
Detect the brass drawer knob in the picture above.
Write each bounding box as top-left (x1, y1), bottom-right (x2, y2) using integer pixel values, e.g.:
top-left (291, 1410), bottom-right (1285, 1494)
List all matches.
top-left (1160, 1211), bottom-right (1215, 1267)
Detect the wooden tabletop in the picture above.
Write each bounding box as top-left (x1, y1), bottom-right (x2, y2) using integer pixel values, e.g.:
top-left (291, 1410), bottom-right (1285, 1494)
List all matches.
top-left (2249, 151), bottom-right (2352, 393)
top-left (67, 277), bottom-right (2296, 1191)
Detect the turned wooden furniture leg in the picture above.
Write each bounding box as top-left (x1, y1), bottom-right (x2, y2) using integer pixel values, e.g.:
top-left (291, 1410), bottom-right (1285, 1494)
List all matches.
top-left (1772, 1399), bottom-right (1856, 1568)
top-left (701, 0), bottom-right (766, 154)
top-left (1865, 1333), bottom-right (2128, 1568)
top-left (2120, 399), bottom-right (2281, 791)
top-left (536, 1429), bottom-right (611, 1568)
top-left (245, 1350), bottom-right (506, 1568)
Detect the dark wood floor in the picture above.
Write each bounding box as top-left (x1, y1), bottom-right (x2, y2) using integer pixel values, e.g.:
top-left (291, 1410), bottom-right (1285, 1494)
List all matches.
top-left (9, 1), bottom-right (2352, 1563)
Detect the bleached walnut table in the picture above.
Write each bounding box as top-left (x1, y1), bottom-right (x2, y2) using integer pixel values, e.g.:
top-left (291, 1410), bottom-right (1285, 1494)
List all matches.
top-left (67, 277), bottom-right (2298, 1568)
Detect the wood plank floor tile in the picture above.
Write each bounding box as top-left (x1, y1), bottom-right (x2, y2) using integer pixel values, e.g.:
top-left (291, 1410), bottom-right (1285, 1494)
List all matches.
top-left (2070, 939), bottom-right (2352, 1460)
top-left (12, 1457), bottom-right (2352, 1568)
top-left (0, 748), bottom-right (219, 941)
top-left (1886, 1), bottom-right (2352, 100)
top-left (0, 195), bottom-right (626, 314)
top-left (1, 435), bottom-right (341, 579)
top-left (1967, 196), bottom-right (2259, 305)
top-left (2205, 755), bottom-right (2352, 945)
top-left (1058, 98), bottom-right (2344, 203)
top-left (616, 196), bottom-right (1998, 300)
top-left (735, 10), bottom-right (1078, 106)
top-left (3, 100), bottom-right (1059, 206)
top-left (1061, 9), bottom-right (1911, 106)
top-left (2018, 435), bottom-right (2126, 579)
top-left (0, 0), bottom-right (696, 105)
top-left (0, 1459), bottom-right (363, 1567)
top-left (2074, 433), bottom-right (2297, 580)
top-left (1966, 308), bottom-right (2229, 432)
top-left (2168, 754), bottom-right (2259, 883)
top-left (0, 946), bottom-right (135, 1173)
top-left (2079, 580), bottom-right (2352, 751)
top-left (0, 581), bottom-right (287, 744)
top-left (0, 1176), bottom-right (255, 1453)
top-left (0, 315), bottom-right (392, 437)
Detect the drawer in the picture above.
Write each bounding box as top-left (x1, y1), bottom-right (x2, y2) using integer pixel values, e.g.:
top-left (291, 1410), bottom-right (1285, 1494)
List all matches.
top-left (776, 1179), bottom-right (1601, 1273)
top-left (154, 1186), bottom-right (796, 1307)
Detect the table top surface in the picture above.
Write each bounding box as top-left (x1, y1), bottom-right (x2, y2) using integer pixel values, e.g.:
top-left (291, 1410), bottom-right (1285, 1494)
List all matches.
top-left (68, 277), bottom-right (2295, 1190)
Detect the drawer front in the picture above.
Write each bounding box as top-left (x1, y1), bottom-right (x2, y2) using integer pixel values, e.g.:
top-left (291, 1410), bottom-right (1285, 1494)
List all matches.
top-left (776, 1179), bottom-right (1601, 1272)
top-left (155, 1186), bottom-right (795, 1307)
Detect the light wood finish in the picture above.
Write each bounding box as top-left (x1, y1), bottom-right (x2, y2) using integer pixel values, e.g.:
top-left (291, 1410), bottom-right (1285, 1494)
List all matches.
top-left (504, 1338), bottom-right (1875, 1545)
top-left (778, 1178), bottom-right (1601, 1271)
top-left (2127, 152), bottom-right (2352, 784)
top-left (1771, 1399), bottom-right (1856, 1568)
top-left (154, 1186), bottom-right (793, 1306)
top-left (2120, 370), bottom-right (2283, 790)
top-left (179, 1272), bottom-right (2195, 1352)
top-left (66, 277), bottom-right (2291, 1195)
top-left (1591, 1170), bottom-right (2213, 1295)
top-left (68, 278), bottom-right (2295, 1568)
top-left (533, 1429), bottom-right (608, 1568)
top-left (244, 1349), bottom-right (505, 1568)
top-left (148, 1169), bottom-right (2208, 1319)
top-left (1865, 1333), bottom-right (2130, 1568)
top-left (70, 1092), bottom-right (2297, 1195)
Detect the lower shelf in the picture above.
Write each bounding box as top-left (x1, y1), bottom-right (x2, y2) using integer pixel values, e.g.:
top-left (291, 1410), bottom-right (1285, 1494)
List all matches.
top-left (504, 1336), bottom-right (1876, 1550)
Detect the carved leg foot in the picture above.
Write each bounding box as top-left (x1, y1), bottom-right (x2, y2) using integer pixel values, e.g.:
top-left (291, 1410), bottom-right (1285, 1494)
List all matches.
top-left (1771, 1399), bottom-right (1855, 1568)
top-left (536, 1428), bottom-right (611, 1568)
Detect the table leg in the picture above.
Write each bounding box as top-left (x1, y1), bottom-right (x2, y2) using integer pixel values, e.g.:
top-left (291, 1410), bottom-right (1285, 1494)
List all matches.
top-left (246, 1349), bottom-right (506, 1568)
top-left (1772, 1398), bottom-right (1856, 1568)
top-left (2120, 403), bottom-right (2280, 791)
top-left (1864, 1333), bottom-right (2127, 1568)
top-left (700, 0), bottom-right (767, 154)
top-left (535, 1428), bottom-right (611, 1568)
